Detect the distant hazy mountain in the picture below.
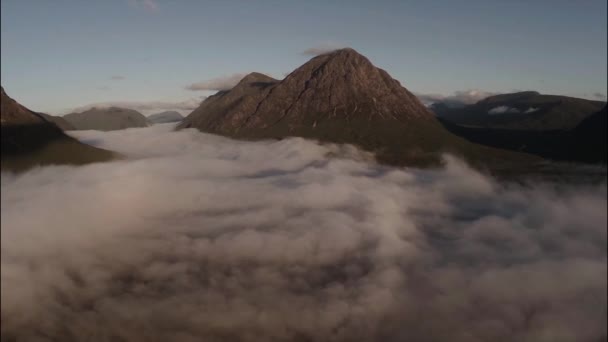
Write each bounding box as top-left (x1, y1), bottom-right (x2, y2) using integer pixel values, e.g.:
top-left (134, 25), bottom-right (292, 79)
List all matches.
top-left (433, 91), bottom-right (605, 130)
top-left (147, 111), bottom-right (184, 124)
top-left (64, 107), bottom-right (149, 131)
top-left (440, 105), bottom-right (607, 164)
top-left (179, 48), bottom-right (535, 168)
top-left (1, 86), bottom-right (115, 171)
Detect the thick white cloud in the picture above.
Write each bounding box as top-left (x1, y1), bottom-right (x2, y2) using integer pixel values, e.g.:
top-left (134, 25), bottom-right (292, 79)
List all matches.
top-left (185, 73), bottom-right (248, 91)
top-left (417, 89), bottom-right (499, 107)
top-left (69, 98), bottom-right (204, 116)
top-left (1, 125), bottom-right (606, 341)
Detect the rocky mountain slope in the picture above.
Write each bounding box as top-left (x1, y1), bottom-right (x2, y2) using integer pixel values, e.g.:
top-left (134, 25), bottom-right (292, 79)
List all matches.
top-left (179, 48), bottom-right (535, 167)
top-left (64, 107), bottom-right (149, 131)
top-left (1, 86), bottom-right (115, 171)
top-left (39, 113), bottom-right (75, 130)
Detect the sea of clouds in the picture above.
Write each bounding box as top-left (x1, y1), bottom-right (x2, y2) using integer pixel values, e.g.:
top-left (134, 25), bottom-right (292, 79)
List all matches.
top-left (1, 124), bottom-right (606, 342)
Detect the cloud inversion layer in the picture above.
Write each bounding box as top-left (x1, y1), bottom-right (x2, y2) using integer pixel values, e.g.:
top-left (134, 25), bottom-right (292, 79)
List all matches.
top-left (1, 125), bottom-right (606, 342)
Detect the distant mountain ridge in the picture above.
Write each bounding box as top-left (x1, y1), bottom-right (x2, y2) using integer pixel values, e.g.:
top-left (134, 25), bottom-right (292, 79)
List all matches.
top-left (179, 48), bottom-right (535, 168)
top-left (432, 91), bottom-right (605, 130)
top-left (147, 111), bottom-right (184, 124)
top-left (440, 105), bottom-right (607, 164)
top-left (65, 107), bottom-right (149, 131)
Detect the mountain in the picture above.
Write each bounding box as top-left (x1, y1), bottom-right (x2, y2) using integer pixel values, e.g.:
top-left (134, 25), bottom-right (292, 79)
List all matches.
top-left (439, 105), bottom-right (607, 164)
top-left (179, 48), bottom-right (535, 168)
top-left (147, 111), bottom-right (184, 124)
top-left (39, 113), bottom-right (75, 130)
top-left (64, 107), bottom-right (149, 131)
top-left (1, 86), bottom-right (115, 171)
top-left (433, 91), bottom-right (605, 130)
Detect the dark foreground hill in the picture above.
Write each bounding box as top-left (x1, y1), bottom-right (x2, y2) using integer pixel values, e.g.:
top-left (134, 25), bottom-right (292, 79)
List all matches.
top-left (178, 48), bottom-right (535, 168)
top-left (1, 87), bottom-right (116, 172)
top-left (440, 105), bottom-right (607, 164)
top-left (432, 91), bottom-right (605, 131)
top-left (64, 107), bottom-right (149, 131)
top-left (39, 113), bottom-right (75, 130)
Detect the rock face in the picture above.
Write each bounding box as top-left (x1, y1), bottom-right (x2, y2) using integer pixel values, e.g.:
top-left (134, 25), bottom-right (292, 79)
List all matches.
top-left (147, 111), bottom-right (184, 124)
top-left (1, 86), bottom-right (115, 171)
top-left (179, 48), bottom-right (530, 167)
top-left (64, 107), bottom-right (149, 131)
top-left (433, 91), bottom-right (605, 131)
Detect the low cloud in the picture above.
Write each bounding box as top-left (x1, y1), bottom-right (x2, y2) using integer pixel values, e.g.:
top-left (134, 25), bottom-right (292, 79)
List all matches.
top-left (488, 106), bottom-right (539, 115)
top-left (1, 124), bottom-right (606, 341)
top-left (185, 73), bottom-right (248, 91)
top-left (417, 89), bottom-right (499, 107)
top-left (69, 98), bottom-right (204, 116)
top-left (128, 0), bottom-right (159, 12)
top-left (301, 43), bottom-right (345, 56)
top-left (488, 105), bottom-right (521, 115)
top-left (110, 76), bottom-right (126, 81)
top-left (524, 107), bottom-right (539, 113)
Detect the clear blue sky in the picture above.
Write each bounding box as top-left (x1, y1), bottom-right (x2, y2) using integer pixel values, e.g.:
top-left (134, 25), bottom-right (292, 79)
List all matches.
top-left (1, 0), bottom-right (607, 115)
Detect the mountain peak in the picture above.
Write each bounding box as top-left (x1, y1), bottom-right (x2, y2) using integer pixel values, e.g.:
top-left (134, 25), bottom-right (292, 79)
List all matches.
top-left (237, 72), bottom-right (277, 86)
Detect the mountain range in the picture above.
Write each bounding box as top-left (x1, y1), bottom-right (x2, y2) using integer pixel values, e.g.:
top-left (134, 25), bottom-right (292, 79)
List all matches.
top-left (178, 48), bottom-right (535, 168)
top-left (2, 48), bottom-right (605, 172)
top-left (64, 107), bottom-right (149, 131)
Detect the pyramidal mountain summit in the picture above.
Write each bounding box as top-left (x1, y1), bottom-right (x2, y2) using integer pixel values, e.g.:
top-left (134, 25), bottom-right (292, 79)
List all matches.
top-left (178, 48), bottom-right (534, 167)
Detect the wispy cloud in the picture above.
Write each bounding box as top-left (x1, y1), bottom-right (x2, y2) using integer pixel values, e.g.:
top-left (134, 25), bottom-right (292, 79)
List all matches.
top-left (301, 42), bottom-right (345, 56)
top-left (487, 106), bottom-right (539, 115)
top-left (110, 76), bottom-right (126, 81)
top-left (488, 105), bottom-right (521, 115)
top-left (128, 0), bottom-right (159, 12)
top-left (416, 89), bottom-right (499, 107)
top-left (593, 92), bottom-right (607, 100)
top-left (185, 73), bottom-right (248, 91)
top-left (69, 97), bottom-right (204, 115)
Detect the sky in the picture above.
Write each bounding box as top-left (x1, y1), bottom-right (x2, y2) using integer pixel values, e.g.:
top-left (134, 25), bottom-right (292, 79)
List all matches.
top-left (1, 0), bottom-right (607, 115)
